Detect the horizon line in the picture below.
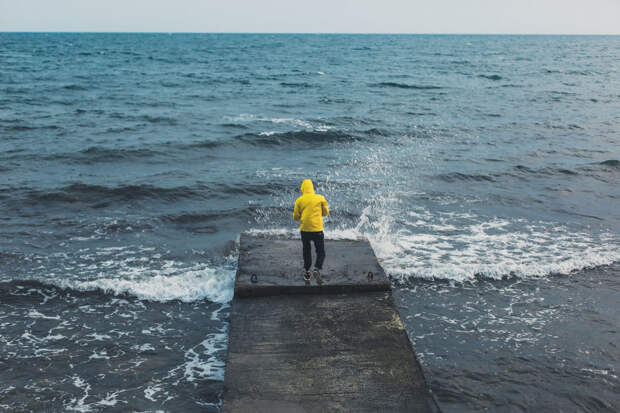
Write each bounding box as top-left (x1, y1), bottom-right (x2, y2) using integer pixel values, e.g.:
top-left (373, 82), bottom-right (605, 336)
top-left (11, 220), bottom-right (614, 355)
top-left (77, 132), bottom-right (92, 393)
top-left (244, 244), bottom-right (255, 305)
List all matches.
top-left (2, 31), bottom-right (620, 36)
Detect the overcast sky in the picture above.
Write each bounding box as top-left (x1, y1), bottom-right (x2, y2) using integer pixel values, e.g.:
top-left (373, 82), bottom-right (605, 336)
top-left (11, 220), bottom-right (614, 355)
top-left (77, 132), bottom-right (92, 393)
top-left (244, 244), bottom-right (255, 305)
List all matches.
top-left (1, 0), bottom-right (619, 34)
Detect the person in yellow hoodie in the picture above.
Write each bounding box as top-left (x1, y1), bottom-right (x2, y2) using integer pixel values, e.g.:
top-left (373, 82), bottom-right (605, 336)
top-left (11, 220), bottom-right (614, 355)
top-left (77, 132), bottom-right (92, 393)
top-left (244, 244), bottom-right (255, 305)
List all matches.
top-left (293, 179), bottom-right (329, 283)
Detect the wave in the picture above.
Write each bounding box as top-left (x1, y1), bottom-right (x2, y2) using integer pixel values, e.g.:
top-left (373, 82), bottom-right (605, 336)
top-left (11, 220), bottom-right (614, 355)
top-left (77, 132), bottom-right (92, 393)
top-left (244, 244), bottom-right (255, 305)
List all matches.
top-left (319, 97), bottom-right (355, 104)
top-left (370, 82), bottom-right (442, 90)
top-left (478, 74), bottom-right (503, 81)
top-left (53, 267), bottom-right (234, 303)
top-left (62, 84), bottom-right (89, 91)
top-left (557, 168), bottom-right (578, 175)
top-left (104, 126), bottom-right (139, 134)
top-left (434, 172), bottom-right (496, 183)
top-left (223, 114), bottom-right (316, 128)
top-left (363, 128), bottom-right (391, 136)
top-left (21, 183), bottom-right (207, 205)
top-left (162, 212), bottom-right (232, 234)
top-left (219, 123), bottom-right (248, 129)
top-left (3, 124), bottom-right (63, 132)
top-left (208, 182), bottom-right (287, 197)
top-left (11, 181), bottom-right (289, 208)
top-left (141, 115), bottom-right (177, 125)
top-left (235, 130), bottom-right (359, 146)
top-left (542, 123), bottom-right (583, 130)
top-left (5, 263), bottom-right (235, 303)
top-left (2, 242), bottom-right (238, 303)
top-left (160, 81), bottom-right (183, 88)
top-left (106, 112), bottom-right (178, 125)
top-left (599, 159), bottom-right (619, 168)
top-left (3, 86), bottom-right (31, 94)
top-left (75, 146), bottom-right (161, 162)
top-left (0, 146), bottom-right (165, 164)
top-left (378, 209), bottom-right (619, 281)
top-left (163, 207), bottom-right (273, 226)
top-left (249, 208), bottom-right (619, 283)
top-left (513, 162), bottom-right (619, 180)
top-left (434, 161), bottom-right (619, 185)
top-left (163, 212), bottom-right (226, 225)
top-left (186, 139), bottom-right (228, 149)
top-left (280, 82), bottom-right (315, 88)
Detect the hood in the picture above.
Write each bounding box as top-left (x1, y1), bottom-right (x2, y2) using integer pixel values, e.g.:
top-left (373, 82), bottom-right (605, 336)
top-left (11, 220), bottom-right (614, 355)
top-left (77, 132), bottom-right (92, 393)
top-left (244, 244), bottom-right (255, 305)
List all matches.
top-left (300, 179), bottom-right (315, 195)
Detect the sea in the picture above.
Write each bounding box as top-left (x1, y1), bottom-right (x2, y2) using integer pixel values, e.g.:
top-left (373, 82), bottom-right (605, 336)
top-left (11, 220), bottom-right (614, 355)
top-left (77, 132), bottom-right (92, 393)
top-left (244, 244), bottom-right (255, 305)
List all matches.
top-left (1, 33), bottom-right (619, 412)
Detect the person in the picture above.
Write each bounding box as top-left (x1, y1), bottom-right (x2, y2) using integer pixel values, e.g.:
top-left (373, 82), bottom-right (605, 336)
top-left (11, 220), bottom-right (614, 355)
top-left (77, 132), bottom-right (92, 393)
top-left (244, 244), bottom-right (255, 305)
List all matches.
top-left (293, 179), bottom-right (329, 284)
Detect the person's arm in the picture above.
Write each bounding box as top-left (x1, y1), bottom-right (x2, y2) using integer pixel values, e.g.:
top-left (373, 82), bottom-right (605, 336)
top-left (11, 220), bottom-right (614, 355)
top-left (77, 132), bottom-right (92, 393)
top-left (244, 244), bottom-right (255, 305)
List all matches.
top-left (293, 198), bottom-right (301, 221)
top-left (321, 197), bottom-right (329, 217)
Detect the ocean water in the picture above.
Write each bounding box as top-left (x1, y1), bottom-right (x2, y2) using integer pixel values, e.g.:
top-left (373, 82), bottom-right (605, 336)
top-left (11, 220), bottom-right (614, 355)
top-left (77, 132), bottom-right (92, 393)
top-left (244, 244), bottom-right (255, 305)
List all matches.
top-left (1, 33), bottom-right (619, 412)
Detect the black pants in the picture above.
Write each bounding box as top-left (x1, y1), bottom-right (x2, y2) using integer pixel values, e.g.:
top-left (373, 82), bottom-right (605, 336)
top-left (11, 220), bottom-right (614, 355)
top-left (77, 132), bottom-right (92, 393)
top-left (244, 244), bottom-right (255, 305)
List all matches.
top-left (301, 231), bottom-right (325, 271)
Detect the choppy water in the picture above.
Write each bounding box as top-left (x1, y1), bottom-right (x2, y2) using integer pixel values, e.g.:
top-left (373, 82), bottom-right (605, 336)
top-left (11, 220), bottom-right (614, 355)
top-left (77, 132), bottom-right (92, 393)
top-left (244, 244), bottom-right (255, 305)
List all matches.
top-left (1, 33), bottom-right (619, 412)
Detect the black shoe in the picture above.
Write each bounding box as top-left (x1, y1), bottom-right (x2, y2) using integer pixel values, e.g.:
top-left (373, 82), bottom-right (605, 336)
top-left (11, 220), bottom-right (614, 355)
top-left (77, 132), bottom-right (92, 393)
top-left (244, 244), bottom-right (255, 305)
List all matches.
top-left (304, 271), bottom-right (311, 283)
top-left (312, 269), bottom-right (323, 285)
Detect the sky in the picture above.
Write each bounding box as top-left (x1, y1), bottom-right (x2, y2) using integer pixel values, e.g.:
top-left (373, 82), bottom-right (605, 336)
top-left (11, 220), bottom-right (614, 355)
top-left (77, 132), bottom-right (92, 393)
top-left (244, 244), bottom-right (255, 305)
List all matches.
top-left (1, 0), bottom-right (619, 34)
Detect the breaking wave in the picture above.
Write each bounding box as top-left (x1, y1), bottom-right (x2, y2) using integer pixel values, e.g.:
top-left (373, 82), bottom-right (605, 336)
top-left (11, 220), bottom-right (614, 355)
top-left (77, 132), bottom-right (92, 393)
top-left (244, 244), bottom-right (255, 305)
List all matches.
top-left (49, 264), bottom-right (235, 303)
top-left (4, 255), bottom-right (237, 304)
top-left (248, 209), bottom-right (619, 283)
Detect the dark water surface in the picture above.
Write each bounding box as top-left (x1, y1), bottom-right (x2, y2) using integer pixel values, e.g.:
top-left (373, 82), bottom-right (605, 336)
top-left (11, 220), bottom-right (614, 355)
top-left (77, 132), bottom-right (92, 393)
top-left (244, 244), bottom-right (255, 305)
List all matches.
top-left (1, 33), bottom-right (619, 412)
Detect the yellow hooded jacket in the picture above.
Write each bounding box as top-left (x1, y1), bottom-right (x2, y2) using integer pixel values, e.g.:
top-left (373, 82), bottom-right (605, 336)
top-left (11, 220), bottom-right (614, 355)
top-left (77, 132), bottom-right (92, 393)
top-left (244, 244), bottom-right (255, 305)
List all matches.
top-left (293, 179), bottom-right (329, 232)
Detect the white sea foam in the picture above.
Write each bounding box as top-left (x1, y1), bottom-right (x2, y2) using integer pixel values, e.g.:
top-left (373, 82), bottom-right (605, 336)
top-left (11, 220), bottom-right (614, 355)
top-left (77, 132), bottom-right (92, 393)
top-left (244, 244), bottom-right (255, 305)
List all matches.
top-left (21, 208), bottom-right (619, 305)
top-left (224, 113), bottom-right (332, 131)
top-left (34, 347), bottom-right (67, 357)
top-left (247, 227), bottom-right (365, 241)
top-left (246, 228), bottom-right (299, 238)
top-left (21, 331), bottom-right (65, 344)
top-left (48, 261), bottom-right (235, 303)
top-left (27, 309), bottom-right (60, 320)
top-left (210, 302), bottom-right (230, 321)
top-left (65, 375), bottom-right (92, 412)
top-left (88, 350), bottom-right (109, 360)
top-left (185, 332), bottom-right (228, 382)
top-left (247, 208), bottom-right (619, 282)
top-left (64, 376), bottom-right (119, 411)
top-left (85, 333), bottom-right (112, 341)
top-left (581, 368), bottom-right (618, 379)
top-left (144, 384), bottom-right (163, 402)
top-left (132, 343), bottom-right (156, 352)
top-left (368, 214), bottom-right (620, 282)
top-left (96, 392), bottom-right (119, 407)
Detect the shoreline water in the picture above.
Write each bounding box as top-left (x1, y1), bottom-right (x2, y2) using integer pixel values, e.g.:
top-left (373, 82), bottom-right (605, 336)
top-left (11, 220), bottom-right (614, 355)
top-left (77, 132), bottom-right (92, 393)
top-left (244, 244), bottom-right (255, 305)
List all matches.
top-left (1, 33), bottom-right (619, 411)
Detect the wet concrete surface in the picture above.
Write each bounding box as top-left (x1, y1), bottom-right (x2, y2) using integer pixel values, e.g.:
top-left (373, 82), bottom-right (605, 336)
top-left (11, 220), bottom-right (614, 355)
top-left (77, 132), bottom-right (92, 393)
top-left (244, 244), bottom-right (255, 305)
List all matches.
top-left (222, 234), bottom-right (440, 413)
top-left (234, 235), bottom-right (390, 297)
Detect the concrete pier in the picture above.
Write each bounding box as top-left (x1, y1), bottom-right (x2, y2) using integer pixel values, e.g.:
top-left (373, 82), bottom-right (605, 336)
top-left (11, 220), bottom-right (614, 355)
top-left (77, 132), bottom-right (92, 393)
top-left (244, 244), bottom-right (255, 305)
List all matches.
top-left (221, 234), bottom-right (440, 413)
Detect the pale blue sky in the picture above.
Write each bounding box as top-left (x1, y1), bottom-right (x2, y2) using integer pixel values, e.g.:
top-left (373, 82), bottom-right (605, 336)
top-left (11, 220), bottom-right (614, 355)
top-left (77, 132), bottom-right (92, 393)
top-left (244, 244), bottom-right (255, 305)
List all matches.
top-left (1, 0), bottom-right (619, 34)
